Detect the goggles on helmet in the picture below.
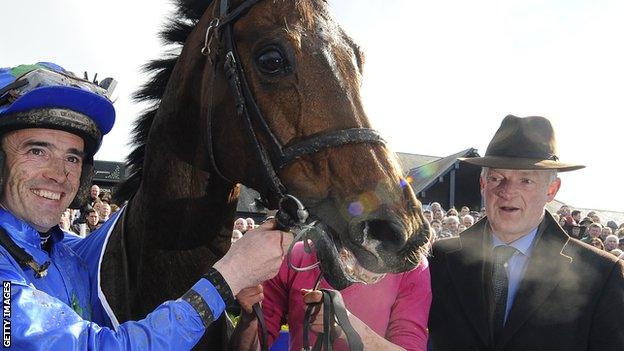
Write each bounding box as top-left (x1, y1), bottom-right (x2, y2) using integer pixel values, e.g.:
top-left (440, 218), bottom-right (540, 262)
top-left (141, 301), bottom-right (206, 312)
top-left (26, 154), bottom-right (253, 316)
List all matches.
top-left (0, 67), bottom-right (116, 107)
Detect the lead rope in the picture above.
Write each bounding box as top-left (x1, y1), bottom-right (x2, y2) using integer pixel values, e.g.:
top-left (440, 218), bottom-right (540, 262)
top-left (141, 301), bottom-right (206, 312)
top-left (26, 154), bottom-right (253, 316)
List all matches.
top-left (253, 194), bottom-right (314, 351)
top-left (253, 302), bottom-right (269, 351)
top-left (302, 273), bottom-right (324, 350)
top-left (294, 227), bottom-right (363, 351)
top-left (301, 275), bottom-right (363, 351)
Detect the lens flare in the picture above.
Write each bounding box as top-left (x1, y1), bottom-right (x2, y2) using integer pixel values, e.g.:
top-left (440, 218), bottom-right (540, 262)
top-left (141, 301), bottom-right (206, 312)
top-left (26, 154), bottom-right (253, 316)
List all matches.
top-left (348, 201), bottom-right (364, 216)
top-left (418, 163), bottom-right (437, 178)
top-left (400, 176), bottom-right (414, 188)
top-left (360, 192), bottom-right (379, 213)
top-left (347, 191), bottom-right (383, 217)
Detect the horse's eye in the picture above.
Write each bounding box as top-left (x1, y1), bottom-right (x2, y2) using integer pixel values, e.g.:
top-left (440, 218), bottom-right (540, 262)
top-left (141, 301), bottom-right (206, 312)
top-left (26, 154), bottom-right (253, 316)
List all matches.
top-left (256, 48), bottom-right (291, 76)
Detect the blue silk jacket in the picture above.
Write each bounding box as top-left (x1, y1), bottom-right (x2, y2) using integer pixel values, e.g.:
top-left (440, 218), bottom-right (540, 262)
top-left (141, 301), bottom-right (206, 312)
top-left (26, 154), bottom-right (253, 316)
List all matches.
top-left (0, 208), bottom-right (223, 350)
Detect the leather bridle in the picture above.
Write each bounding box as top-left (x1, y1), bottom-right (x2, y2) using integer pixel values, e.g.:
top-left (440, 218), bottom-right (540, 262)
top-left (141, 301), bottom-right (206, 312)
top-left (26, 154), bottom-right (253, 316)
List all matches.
top-left (202, 0), bottom-right (385, 209)
top-left (201, 0), bottom-right (378, 350)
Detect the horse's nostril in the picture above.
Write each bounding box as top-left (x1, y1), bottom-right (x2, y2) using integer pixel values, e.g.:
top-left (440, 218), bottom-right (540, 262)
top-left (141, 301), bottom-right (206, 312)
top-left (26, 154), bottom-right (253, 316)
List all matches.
top-left (361, 220), bottom-right (407, 252)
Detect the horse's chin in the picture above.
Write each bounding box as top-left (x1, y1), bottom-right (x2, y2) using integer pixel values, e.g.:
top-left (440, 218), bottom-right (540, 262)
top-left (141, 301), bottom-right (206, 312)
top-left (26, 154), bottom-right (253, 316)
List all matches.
top-left (346, 234), bottom-right (429, 274)
top-left (308, 222), bottom-right (389, 289)
top-left (301, 203), bottom-right (432, 290)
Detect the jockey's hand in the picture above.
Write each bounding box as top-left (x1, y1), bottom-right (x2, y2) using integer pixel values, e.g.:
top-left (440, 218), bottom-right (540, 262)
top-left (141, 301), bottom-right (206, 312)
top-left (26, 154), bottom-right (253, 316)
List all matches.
top-left (236, 285), bottom-right (264, 323)
top-left (302, 289), bottom-right (345, 340)
top-left (214, 219), bottom-right (292, 296)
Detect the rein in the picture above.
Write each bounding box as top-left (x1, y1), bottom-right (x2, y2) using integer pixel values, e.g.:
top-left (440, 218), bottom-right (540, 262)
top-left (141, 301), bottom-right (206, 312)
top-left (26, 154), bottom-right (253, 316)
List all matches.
top-left (201, 0), bottom-right (371, 349)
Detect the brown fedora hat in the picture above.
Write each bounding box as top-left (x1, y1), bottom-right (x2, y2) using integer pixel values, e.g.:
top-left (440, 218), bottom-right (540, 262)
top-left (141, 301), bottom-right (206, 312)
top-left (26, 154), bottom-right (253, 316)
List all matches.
top-left (461, 115), bottom-right (584, 172)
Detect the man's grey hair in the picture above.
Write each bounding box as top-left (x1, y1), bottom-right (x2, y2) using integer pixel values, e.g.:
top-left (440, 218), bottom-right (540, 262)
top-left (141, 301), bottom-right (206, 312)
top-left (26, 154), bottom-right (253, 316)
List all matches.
top-left (444, 215), bottom-right (460, 225)
top-left (606, 234), bottom-right (619, 242)
top-left (480, 167), bottom-right (558, 184)
top-left (461, 214), bottom-right (475, 223)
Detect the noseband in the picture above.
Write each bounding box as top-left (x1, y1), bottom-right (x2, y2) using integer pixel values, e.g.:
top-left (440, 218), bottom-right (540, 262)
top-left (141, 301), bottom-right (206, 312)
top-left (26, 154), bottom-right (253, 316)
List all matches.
top-left (202, 0), bottom-right (385, 209)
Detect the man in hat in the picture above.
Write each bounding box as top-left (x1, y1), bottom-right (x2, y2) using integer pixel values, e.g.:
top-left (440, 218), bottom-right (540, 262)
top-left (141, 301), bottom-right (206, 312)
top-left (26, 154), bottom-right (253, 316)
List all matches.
top-left (428, 115), bottom-right (624, 350)
top-left (0, 62), bottom-right (292, 350)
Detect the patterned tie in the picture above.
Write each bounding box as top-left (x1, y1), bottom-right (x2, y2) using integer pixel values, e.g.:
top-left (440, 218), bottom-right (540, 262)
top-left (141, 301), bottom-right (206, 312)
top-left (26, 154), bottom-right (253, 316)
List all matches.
top-left (491, 245), bottom-right (517, 339)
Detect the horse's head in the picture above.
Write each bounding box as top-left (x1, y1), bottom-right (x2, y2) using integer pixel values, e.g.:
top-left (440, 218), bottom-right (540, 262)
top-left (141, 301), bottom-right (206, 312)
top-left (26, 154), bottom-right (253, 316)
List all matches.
top-left (173, 0), bottom-right (431, 288)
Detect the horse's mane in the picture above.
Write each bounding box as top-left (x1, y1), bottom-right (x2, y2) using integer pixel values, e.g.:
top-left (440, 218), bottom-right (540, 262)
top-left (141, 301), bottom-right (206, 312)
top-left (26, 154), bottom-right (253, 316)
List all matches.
top-left (115, 0), bottom-right (213, 201)
top-left (114, 0), bottom-right (319, 202)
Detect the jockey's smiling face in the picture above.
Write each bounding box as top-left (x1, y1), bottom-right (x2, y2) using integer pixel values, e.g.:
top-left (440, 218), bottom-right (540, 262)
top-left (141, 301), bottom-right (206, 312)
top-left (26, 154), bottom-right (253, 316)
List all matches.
top-left (0, 128), bottom-right (84, 232)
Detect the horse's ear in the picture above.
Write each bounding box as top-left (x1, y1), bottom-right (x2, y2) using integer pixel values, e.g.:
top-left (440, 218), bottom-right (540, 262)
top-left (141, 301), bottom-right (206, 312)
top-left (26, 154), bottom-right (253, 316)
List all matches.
top-left (177, 0), bottom-right (215, 20)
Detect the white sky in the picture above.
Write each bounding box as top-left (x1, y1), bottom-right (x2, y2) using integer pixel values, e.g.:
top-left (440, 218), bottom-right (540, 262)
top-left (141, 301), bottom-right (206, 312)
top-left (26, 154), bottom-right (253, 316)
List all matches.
top-left (1, 0), bottom-right (622, 212)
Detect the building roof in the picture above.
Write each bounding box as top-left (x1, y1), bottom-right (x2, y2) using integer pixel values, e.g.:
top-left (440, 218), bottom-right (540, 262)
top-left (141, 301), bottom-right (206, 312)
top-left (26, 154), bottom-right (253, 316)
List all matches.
top-left (395, 152), bottom-right (441, 172)
top-left (406, 148), bottom-right (480, 193)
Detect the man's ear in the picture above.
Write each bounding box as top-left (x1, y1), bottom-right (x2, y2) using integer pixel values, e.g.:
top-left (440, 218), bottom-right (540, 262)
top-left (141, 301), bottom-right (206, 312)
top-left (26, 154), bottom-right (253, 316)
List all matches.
top-left (479, 175), bottom-right (486, 194)
top-left (546, 178), bottom-right (561, 201)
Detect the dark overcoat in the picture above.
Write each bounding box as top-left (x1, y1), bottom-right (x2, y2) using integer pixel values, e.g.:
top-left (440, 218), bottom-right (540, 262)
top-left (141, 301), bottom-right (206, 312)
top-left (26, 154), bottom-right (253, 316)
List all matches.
top-left (429, 211), bottom-right (624, 351)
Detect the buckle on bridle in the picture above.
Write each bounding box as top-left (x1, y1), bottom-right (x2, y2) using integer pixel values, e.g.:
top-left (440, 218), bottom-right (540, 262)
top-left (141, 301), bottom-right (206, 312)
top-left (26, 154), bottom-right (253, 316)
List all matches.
top-left (275, 194), bottom-right (309, 231)
top-left (276, 194), bottom-right (322, 273)
top-left (201, 18), bottom-right (221, 57)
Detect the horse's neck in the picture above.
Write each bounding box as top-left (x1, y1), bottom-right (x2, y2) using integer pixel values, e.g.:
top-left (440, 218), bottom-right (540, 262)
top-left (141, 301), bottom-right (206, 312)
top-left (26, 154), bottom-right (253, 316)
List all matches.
top-left (102, 43), bottom-right (246, 320)
top-left (133, 73), bottom-right (237, 248)
top-left (103, 123), bottom-right (238, 321)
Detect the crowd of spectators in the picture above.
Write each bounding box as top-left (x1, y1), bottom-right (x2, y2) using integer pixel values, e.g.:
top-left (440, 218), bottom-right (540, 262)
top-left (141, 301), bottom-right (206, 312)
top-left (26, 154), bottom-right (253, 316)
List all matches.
top-left (59, 184), bottom-right (121, 237)
top-left (552, 205), bottom-right (624, 259)
top-left (423, 203), bottom-right (483, 240)
top-left (60, 184), bottom-right (257, 241)
top-left (231, 217), bottom-right (257, 243)
top-left (423, 202), bottom-right (624, 259)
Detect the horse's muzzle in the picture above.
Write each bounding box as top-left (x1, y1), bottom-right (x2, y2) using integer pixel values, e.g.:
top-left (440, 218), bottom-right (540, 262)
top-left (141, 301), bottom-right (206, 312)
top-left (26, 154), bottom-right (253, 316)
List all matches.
top-left (345, 209), bottom-right (430, 274)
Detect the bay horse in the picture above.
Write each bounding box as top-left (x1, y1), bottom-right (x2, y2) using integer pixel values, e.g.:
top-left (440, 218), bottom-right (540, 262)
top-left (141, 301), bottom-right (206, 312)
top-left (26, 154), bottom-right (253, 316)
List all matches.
top-left (100, 0), bottom-right (430, 348)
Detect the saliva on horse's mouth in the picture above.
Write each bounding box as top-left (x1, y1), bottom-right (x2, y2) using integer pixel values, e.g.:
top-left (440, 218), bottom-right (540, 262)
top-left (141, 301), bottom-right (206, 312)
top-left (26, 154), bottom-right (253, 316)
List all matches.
top-left (296, 220), bottom-right (386, 287)
top-left (324, 229), bottom-right (388, 285)
top-left (338, 247), bottom-right (386, 284)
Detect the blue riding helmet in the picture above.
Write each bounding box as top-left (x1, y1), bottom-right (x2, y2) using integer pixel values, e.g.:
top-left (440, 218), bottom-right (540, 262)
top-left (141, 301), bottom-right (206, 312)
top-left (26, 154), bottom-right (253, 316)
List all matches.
top-left (0, 62), bottom-right (116, 155)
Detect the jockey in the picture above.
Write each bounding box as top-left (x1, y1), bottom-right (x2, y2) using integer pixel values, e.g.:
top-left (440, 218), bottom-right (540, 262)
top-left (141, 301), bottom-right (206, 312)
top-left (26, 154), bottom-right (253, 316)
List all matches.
top-left (0, 62), bottom-right (291, 350)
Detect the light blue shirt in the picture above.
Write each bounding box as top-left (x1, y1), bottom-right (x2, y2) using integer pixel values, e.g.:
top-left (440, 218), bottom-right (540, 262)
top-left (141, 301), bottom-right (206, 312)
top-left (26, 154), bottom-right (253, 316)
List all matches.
top-left (491, 227), bottom-right (538, 323)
